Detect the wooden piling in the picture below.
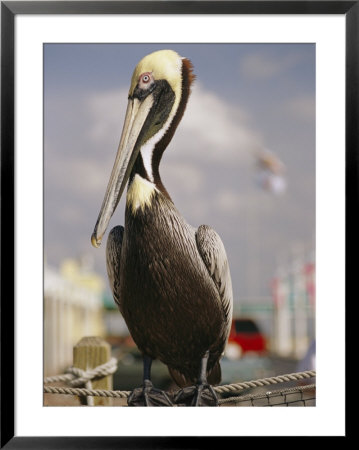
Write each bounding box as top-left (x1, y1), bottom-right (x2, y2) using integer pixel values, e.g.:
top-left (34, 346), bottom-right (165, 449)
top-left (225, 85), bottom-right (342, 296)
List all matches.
top-left (73, 336), bottom-right (113, 406)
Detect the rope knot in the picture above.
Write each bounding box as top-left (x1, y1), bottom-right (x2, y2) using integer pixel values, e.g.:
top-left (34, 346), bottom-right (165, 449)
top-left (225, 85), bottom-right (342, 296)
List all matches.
top-left (65, 357), bottom-right (118, 387)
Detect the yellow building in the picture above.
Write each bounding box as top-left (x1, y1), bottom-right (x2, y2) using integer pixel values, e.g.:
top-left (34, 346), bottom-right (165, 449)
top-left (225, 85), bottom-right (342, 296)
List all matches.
top-left (44, 256), bottom-right (106, 376)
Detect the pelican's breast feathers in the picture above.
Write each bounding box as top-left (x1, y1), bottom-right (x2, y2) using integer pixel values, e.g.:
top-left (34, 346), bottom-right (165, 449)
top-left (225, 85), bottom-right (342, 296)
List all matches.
top-left (126, 174), bottom-right (158, 214)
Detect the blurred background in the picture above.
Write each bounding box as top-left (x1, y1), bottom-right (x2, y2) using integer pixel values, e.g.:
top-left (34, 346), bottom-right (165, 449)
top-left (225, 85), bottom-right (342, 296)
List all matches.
top-left (44, 44), bottom-right (315, 389)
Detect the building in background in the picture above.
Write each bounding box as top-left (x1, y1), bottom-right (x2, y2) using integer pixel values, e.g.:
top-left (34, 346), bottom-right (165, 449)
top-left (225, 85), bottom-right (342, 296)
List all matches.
top-left (44, 256), bottom-right (106, 376)
top-left (234, 248), bottom-right (315, 363)
top-left (271, 251), bottom-right (315, 359)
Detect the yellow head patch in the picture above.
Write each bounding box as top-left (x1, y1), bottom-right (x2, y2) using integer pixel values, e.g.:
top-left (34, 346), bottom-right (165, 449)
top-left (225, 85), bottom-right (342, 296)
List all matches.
top-left (129, 50), bottom-right (183, 109)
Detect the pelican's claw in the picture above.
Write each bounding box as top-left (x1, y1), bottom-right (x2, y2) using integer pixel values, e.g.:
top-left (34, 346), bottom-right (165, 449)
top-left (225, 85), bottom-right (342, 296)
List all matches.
top-left (127, 380), bottom-right (174, 407)
top-left (174, 383), bottom-right (219, 406)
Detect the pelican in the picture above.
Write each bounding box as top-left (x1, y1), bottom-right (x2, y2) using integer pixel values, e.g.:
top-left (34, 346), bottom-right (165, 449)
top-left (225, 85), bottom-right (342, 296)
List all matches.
top-left (92, 50), bottom-right (233, 406)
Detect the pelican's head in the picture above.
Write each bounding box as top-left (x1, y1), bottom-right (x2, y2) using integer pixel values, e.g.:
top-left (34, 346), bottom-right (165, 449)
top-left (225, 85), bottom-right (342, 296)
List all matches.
top-left (91, 50), bottom-right (194, 247)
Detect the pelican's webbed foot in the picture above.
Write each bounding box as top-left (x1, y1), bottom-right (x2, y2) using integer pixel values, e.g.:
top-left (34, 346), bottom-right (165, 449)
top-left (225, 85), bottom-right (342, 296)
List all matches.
top-left (128, 379), bottom-right (173, 406)
top-left (174, 351), bottom-right (219, 407)
top-left (174, 383), bottom-right (218, 406)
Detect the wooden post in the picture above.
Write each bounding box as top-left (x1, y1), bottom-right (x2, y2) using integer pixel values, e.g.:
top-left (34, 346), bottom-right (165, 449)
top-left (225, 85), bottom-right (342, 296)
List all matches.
top-left (73, 336), bottom-right (113, 406)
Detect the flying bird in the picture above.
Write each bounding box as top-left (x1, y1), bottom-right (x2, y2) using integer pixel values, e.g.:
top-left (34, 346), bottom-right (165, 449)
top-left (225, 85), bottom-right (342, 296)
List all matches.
top-left (91, 50), bottom-right (233, 406)
top-left (255, 148), bottom-right (287, 194)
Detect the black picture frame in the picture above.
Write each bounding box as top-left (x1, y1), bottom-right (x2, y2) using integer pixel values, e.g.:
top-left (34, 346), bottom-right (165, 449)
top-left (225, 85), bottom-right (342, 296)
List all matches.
top-left (1, 1), bottom-right (354, 447)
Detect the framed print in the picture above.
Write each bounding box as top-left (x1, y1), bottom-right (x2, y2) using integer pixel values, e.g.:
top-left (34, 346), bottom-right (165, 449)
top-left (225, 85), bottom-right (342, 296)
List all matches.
top-left (1, 0), bottom-right (355, 446)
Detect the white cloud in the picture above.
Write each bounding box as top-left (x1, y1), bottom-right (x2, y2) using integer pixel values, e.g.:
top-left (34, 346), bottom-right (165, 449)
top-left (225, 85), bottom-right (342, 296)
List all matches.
top-left (87, 88), bottom-right (128, 144)
top-left (176, 83), bottom-right (260, 162)
top-left (85, 83), bottom-right (261, 166)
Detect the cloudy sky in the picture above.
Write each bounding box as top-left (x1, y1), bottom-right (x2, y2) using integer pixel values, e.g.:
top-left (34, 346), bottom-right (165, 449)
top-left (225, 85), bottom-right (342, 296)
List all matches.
top-left (44, 43), bottom-right (315, 309)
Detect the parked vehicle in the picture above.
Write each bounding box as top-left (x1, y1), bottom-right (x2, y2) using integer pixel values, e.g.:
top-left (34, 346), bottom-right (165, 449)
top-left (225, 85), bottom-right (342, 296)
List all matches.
top-left (226, 318), bottom-right (267, 359)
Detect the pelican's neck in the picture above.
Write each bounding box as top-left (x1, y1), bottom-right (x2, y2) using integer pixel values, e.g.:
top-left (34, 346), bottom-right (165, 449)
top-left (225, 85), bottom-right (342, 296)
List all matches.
top-left (129, 57), bottom-right (194, 201)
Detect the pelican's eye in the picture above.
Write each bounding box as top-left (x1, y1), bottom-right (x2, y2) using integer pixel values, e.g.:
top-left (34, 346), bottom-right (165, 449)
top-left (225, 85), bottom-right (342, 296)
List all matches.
top-left (138, 72), bottom-right (154, 89)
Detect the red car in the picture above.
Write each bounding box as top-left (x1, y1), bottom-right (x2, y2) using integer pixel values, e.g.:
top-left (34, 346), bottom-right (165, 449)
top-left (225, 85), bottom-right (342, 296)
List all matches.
top-left (226, 318), bottom-right (267, 359)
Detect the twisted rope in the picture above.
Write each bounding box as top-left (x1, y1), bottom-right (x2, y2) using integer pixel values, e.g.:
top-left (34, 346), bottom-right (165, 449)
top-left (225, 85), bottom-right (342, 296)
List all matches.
top-left (44, 385), bottom-right (131, 398)
top-left (215, 370), bottom-right (316, 394)
top-left (44, 357), bottom-right (118, 387)
top-left (44, 357), bottom-right (118, 405)
top-left (44, 369), bottom-right (316, 400)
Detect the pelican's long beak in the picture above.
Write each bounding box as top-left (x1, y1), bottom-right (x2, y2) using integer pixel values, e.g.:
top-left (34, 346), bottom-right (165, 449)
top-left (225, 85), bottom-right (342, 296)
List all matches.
top-left (91, 94), bottom-right (154, 247)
